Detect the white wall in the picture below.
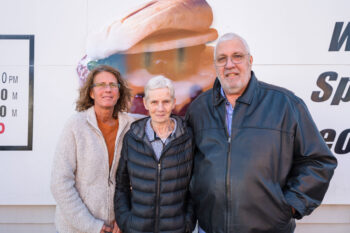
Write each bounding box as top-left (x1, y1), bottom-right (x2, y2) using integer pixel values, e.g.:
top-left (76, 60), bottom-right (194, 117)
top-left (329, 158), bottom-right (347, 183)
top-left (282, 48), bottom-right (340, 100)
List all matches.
top-left (0, 0), bottom-right (349, 232)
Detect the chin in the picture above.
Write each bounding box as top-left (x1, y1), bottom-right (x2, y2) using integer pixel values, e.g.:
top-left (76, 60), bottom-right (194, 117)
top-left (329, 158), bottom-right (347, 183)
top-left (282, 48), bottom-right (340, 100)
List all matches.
top-left (103, 101), bottom-right (117, 107)
top-left (153, 118), bottom-right (167, 123)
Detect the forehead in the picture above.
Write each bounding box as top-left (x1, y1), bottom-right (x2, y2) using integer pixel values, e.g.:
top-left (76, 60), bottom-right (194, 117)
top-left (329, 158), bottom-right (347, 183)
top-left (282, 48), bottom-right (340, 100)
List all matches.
top-left (147, 88), bottom-right (172, 100)
top-left (94, 71), bottom-right (117, 82)
top-left (216, 39), bottom-right (247, 56)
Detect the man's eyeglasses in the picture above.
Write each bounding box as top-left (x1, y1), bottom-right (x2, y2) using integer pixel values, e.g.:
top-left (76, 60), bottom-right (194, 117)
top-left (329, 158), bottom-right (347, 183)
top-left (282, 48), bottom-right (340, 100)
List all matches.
top-left (91, 82), bottom-right (120, 89)
top-left (215, 53), bottom-right (249, 67)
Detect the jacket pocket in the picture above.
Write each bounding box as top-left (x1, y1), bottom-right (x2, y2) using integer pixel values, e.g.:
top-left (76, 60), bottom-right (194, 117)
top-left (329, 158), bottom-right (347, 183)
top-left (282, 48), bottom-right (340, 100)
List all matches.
top-left (275, 184), bottom-right (293, 225)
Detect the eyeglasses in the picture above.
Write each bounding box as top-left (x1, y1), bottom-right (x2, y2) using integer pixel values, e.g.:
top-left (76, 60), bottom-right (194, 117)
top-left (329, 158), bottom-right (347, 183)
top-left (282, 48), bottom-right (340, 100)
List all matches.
top-left (215, 53), bottom-right (249, 67)
top-left (91, 82), bottom-right (120, 89)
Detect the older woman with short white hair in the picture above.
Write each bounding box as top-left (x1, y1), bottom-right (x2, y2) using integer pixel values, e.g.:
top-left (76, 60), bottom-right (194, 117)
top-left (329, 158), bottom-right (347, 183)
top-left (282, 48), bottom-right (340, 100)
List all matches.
top-left (114, 76), bottom-right (195, 233)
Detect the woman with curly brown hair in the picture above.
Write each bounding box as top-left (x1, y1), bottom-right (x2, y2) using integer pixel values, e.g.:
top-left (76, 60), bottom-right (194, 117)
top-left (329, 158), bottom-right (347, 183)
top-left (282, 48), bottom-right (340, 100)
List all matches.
top-left (51, 65), bottom-right (134, 233)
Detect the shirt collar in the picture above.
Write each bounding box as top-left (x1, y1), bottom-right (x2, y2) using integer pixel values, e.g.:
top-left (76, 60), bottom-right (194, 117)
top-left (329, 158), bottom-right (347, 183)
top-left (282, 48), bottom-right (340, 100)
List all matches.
top-left (220, 87), bottom-right (232, 106)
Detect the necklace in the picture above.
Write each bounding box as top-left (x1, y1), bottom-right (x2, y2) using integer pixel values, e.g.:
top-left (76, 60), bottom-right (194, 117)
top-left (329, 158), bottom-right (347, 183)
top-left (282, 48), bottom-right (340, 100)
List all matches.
top-left (151, 119), bottom-right (174, 140)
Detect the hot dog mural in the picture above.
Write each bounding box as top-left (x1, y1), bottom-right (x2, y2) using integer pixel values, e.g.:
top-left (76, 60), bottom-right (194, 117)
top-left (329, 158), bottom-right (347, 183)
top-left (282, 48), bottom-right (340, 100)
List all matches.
top-left (77, 0), bottom-right (218, 115)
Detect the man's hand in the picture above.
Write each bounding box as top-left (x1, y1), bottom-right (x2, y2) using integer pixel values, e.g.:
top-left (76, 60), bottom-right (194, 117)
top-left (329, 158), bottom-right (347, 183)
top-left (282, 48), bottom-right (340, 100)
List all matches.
top-left (291, 207), bottom-right (296, 215)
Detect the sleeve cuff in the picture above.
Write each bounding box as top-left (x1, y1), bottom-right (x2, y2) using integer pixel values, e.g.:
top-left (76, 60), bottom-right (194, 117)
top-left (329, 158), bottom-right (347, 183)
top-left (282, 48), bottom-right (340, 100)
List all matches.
top-left (284, 190), bottom-right (307, 219)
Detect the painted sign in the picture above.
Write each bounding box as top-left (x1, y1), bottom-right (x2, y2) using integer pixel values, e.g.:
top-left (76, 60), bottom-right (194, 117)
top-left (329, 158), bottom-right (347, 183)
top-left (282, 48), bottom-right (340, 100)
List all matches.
top-left (0, 35), bottom-right (34, 150)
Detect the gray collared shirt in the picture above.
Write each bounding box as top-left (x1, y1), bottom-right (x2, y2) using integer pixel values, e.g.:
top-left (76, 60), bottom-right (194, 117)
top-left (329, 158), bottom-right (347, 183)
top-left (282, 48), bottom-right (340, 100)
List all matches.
top-left (145, 117), bottom-right (177, 161)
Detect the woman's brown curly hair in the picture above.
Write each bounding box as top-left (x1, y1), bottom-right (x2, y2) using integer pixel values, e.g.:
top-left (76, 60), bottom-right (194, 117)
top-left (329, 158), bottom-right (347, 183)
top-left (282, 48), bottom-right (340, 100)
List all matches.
top-left (76, 65), bottom-right (131, 118)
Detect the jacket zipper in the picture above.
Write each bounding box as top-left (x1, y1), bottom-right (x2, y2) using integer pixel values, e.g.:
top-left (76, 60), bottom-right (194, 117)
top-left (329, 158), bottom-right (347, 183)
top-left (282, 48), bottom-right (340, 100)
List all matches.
top-left (88, 114), bottom-right (125, 225)
top-left (97, 132), bottom-right (112, 225)
top-left (107, 124), bottom-right (127, 188)
top-left (221, 101), bottom-right (232, 233)
top-left (108, 121), bottom-right (128, 224)
top-left (155, 162), bottom-right (161, 233)
top-left (106, 141), bottom-right (112, 224)
top-left (225, 99), bottom-right (238, 233)
top-left (226, 101), bottom-right (239, 232)
top-left (153, 136), bottom-right (186, 233)
top-left (226, 136), bottom-right (231, 233)
top-left (129, 118), bottom-right (188, 232)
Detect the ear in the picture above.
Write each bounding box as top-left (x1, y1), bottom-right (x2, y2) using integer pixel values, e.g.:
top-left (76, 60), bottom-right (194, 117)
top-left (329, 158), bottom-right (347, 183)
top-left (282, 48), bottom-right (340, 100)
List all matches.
top-left (171, 98), bottom-right (176, 110)
top-left (90, 89), bottom-right (95, 100)
top-left (143, 97), bottom-right (149, 110)
top-left (249, 55), bottom-right (253, 65)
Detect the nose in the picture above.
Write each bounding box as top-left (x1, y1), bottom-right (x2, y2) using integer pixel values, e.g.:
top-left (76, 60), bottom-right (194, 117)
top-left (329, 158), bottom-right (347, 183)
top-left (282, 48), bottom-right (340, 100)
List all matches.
top-left (104, 85), bottom-right (112, 91)
top-left (156, 102), bottom-right (165, 111)
top-left (225, 57), bottom-right (236, 68)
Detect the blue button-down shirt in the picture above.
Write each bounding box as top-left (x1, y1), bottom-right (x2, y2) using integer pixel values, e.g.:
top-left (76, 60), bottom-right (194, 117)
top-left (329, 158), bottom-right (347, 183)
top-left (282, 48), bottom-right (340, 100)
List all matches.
top-left (221, 87), bottom-right (234, 136)
top-left (198, 87), bottom-right (234, 233)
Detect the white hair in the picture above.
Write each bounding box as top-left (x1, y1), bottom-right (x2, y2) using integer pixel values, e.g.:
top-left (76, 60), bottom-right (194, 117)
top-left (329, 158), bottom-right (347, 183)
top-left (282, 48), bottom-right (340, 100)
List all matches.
top-left (214, 33), bottom-right (251, 59)
top-left (144, 75), bottom-right (175, 99)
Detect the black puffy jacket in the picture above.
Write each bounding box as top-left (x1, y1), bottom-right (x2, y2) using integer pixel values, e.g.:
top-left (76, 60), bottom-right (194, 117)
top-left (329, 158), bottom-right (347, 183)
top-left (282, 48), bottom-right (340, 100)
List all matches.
top-left (186, 72), bottom-right (337, 233)
top-left (114, 115), bottom-right (194, 233)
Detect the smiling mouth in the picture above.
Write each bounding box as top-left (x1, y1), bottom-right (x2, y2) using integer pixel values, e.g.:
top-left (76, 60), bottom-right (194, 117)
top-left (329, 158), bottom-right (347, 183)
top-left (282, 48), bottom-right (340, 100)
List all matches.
top-left (102, 97), bottom-right (113, 101)
top-left (225, 72), bottom-right (239, 78)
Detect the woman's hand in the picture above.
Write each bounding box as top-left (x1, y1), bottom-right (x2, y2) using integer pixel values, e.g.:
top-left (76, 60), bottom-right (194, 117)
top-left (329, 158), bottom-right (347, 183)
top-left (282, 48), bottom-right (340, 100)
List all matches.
top-left (100, 224), bottom-right (113, 233)
top-left (112, 221), bottom-right (122, 233)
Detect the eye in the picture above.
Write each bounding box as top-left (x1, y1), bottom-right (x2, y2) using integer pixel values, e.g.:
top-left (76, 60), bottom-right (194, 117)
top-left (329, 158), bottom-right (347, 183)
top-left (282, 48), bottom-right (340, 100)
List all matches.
top-left (233, 54), bottom-right (243, 59)
top-left (110, 83), bottom-right (119, 88)
top-left (94, 83), bottom-right (105, 87)
top-left (217, 56), bottom-right (227, 63)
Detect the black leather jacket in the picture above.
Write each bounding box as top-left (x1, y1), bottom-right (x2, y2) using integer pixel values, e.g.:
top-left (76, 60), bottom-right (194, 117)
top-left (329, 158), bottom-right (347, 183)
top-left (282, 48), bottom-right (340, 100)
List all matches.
top-left (186, 72), bottom-right (337, 233)
top-left (114, 115), bottom-right (195, 233)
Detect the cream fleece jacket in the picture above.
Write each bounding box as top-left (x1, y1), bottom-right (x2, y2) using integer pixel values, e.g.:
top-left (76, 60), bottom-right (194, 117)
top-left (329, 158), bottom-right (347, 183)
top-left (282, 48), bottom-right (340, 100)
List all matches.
top-left (51, 107), bottom-right (134, 233)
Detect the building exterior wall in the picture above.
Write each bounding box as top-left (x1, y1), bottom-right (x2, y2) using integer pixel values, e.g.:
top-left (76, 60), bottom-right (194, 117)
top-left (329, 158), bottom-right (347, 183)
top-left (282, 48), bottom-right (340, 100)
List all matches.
top-left (0, 0), bottom-right (349, 232)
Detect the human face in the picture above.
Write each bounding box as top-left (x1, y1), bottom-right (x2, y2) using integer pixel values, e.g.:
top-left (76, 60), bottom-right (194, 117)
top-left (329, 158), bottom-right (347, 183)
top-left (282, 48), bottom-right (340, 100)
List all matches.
top-left (143, 88), bottom-right (176, 125)
top-left (215, 39), bottom-right (253, 96)
top-left (90, 71), bottom-right (120, 111)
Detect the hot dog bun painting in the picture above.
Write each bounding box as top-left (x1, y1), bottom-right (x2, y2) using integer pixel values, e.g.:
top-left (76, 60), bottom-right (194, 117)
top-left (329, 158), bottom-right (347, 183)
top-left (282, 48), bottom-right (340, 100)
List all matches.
top-left (77, 0), bottom-right (218, 115)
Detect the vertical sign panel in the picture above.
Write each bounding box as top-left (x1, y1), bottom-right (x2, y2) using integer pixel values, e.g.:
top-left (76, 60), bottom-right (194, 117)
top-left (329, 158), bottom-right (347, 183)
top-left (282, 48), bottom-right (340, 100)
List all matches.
top-left (0, 35), bottom-right (34, 150)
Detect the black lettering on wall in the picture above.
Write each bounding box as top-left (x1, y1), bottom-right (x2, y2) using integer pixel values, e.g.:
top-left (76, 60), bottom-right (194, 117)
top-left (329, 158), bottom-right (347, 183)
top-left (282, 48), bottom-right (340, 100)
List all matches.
top-left (320, 129), bottom-right (336, 149)
top-left (311, 72), bottom-right (337, 102)
top-left (331, 77), bottom-right (350, 105)
top-left (335, 129), bottom-right (350, 154)
top-left (329, 22), bottom-right (350, 51)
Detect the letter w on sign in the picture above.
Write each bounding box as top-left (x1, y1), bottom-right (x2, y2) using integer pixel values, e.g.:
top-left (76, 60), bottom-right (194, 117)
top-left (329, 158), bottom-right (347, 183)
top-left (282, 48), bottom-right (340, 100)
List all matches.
top-left (329, 22), bottom-right (350, 51)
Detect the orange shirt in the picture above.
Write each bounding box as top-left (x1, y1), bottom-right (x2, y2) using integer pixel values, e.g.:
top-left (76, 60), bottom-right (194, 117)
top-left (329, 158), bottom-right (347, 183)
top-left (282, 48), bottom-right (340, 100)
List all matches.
top-left (97, 118), bottom-right (119, 169)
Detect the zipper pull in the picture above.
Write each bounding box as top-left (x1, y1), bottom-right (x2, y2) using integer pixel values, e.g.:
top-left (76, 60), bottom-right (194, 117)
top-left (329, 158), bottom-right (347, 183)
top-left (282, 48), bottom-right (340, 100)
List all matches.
top-left (158, 163), bottom-right (161, 176)
top-left (228, 137), bottom-right (231, 143)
